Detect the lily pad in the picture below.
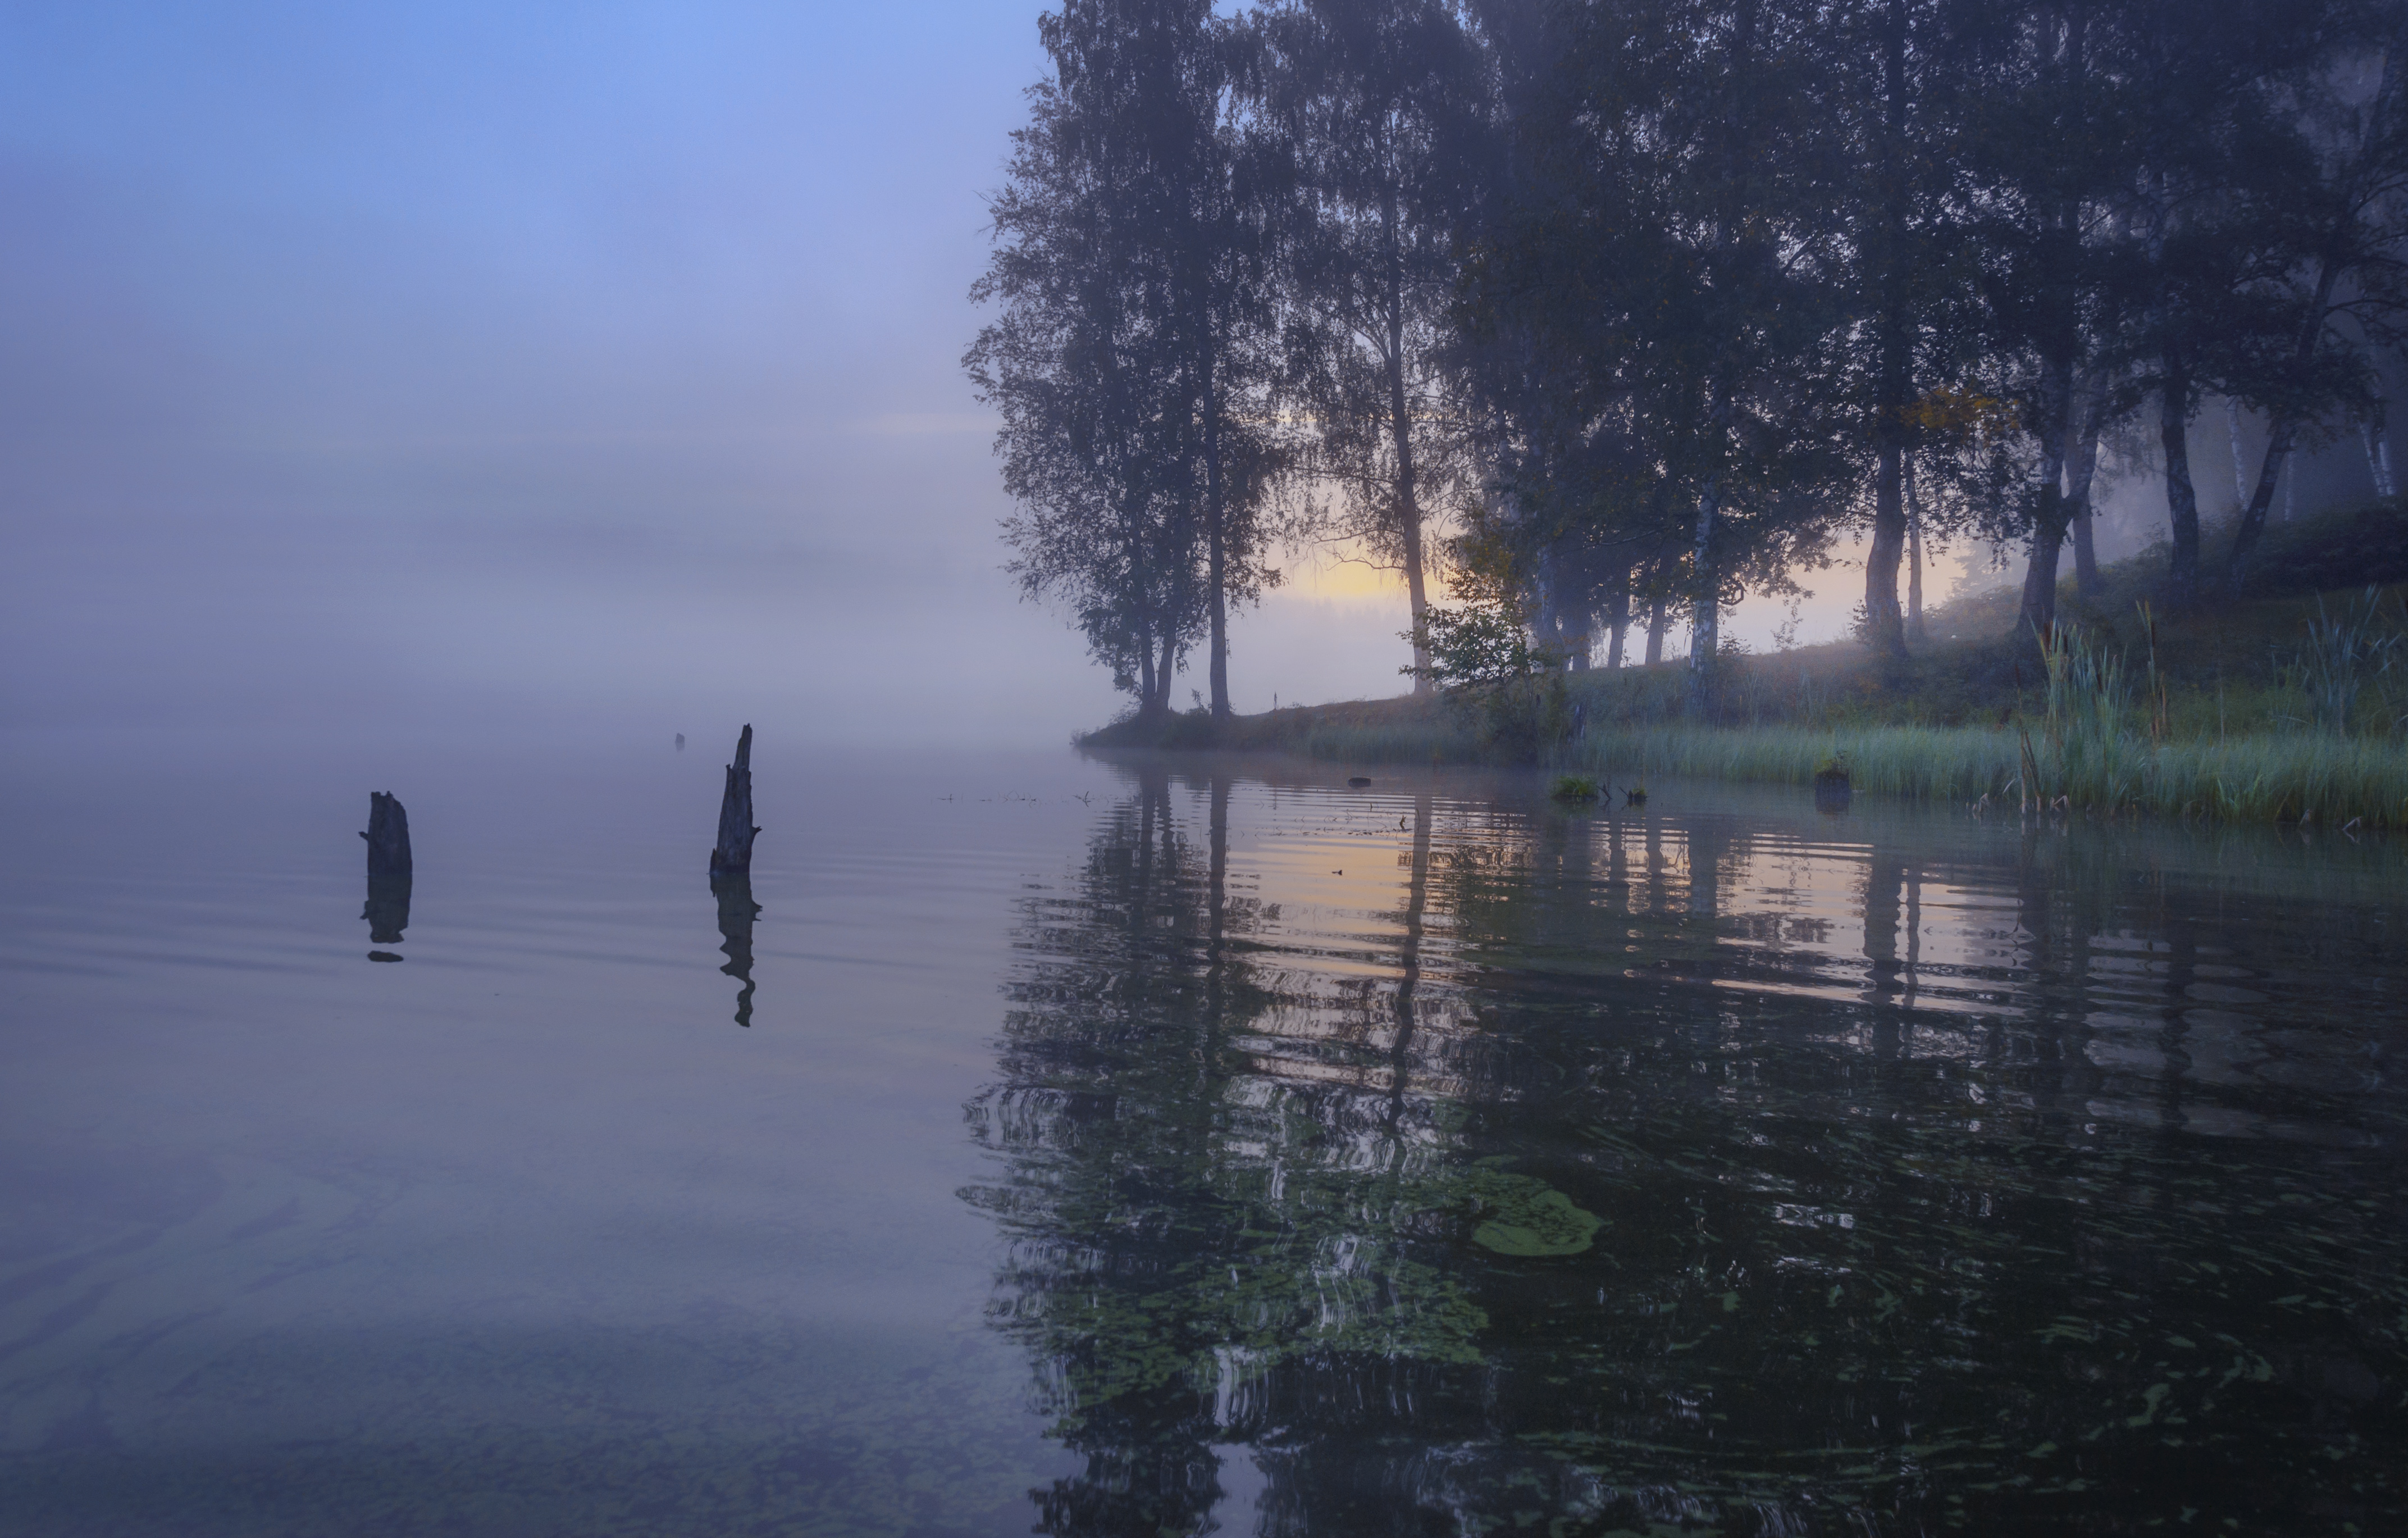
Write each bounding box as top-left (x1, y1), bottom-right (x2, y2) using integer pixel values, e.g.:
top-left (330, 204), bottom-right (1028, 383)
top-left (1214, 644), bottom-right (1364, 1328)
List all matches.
top-left (1468, 1175), bottom-right (1603, 1256)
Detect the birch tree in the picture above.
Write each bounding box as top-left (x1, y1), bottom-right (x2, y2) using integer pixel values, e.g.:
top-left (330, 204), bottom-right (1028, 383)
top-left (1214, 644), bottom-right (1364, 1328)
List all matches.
top-left (1249, 0), bottom-right (1487, 691)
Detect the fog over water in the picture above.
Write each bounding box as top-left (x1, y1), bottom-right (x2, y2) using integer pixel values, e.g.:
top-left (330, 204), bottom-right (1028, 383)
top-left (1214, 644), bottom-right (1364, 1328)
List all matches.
top-left (10, 2), bottom-right (2393, 758)
top-left (0, 1), bottom-right (1429, 752)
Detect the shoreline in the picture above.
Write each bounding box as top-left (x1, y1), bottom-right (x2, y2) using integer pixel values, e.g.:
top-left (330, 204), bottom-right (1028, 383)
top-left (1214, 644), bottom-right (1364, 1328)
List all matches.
top-left (1080, 564), bottom-right (2408, 828)
top-left (1084, 708), bottom-right (2408, 829)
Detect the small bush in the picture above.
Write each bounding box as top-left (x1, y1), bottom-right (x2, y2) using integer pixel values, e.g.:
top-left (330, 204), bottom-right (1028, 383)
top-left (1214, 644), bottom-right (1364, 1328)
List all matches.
top-left (1550, 775), bottom-right (1601, 802)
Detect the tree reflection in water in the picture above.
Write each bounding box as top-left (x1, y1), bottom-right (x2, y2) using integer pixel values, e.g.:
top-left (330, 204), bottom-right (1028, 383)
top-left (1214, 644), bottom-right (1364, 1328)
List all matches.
top-left (965, 762), bottom-right (2408, 1535)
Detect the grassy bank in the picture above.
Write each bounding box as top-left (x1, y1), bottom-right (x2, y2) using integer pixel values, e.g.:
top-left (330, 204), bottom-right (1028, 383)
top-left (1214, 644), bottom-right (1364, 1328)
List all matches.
top-left (1084, 504), bottom-right (2408, 825)
top-left (1142, 713), bottom-right (2408, 826)
top-left (1564, 724), bottom-right (2408, 825)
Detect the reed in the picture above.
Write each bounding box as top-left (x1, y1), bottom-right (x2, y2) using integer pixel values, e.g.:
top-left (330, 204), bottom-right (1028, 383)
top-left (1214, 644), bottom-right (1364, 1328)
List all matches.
top-left (1278, 715), bottom-right (2408, 826)
top-left (1090, 579), bottom-right (2408, 825)
top-left (1563, 723), bottom-right (2408, 825)
top-left (1564, 724), bottom-right (2022, 803)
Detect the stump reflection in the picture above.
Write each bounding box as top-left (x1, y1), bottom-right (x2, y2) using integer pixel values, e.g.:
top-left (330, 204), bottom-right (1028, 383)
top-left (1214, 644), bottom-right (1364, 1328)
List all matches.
top-left (362, 870), bottom-right (411, 959)
top-left (711, 871), bottom-right (760, 1027)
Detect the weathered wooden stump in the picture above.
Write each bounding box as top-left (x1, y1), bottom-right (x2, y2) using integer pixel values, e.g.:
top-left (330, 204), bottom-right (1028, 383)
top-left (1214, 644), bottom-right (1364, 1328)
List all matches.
top-left (361, 791), bottom-right (412, 955)
top-left (362, 791), bottom-right (412, 879)
top-left (710, 725), bottom-right (759, 877)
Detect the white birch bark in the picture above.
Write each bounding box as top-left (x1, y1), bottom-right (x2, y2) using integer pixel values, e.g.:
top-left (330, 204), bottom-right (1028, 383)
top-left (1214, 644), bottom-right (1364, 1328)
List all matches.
top-left (2225, 398), bottom-right (2251, 508)
top-left (2363, 411), bottom-right (2398, 498)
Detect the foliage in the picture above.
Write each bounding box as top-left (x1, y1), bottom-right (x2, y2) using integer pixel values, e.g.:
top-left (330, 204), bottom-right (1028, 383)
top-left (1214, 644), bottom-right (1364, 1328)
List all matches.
top-left (1399, 579), bottom-right (1572, 763)
top-left (1462, 0), bottom-right (1858, 704)
top-left (1548, 774), bottom-right (1600, 803)
top-left (981, 0), bottom-right (2408, 732)
top-left (1401, 595), bottom-right (1553, 694)
top-left (2277, 586), bottom-right (2408, 735)
top-left (1244, 0), bottom-right (1487, 680)
top-left (967, 0), bottom-right (1288, 721)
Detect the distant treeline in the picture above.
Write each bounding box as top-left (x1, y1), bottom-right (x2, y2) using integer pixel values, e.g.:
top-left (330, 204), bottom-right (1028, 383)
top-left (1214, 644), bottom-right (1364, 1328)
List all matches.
top-left (965, 0), bottom-right (2408, 722)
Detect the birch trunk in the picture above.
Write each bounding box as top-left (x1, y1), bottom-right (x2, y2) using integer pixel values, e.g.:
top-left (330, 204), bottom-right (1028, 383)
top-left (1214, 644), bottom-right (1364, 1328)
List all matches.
top-left (1865, 441), bottom-right (1908, 656)
top-left (1905, 459), bottom-right (1926, 642)
top-left (2362, 408), bottom-right (2397, 498)
top-left (2160, 367), bottom-right (2202, 608)
top-left (2017, 356), bottom-right (2077, 640)
top-left (1137, 620), bottom-right (1159, 719)
top-left (1384, 199), bottom-right (1432, 697)
top-left (1202, 340), bottom-right (1230, 720)
top-left (2064, 368), bottom-right (2108, 600)
top-left (1688, 474), bottom-right (1725, 712)
top-left (1860, 0), bottom-right (1913, 660)
top-left (2224, 398), bottom-right (2251, 509)
top-left (2225, 251), bottom-right (2343, 589)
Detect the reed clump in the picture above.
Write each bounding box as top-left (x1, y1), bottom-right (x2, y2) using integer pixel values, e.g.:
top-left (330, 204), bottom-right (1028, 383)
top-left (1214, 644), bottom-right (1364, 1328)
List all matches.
top-left (1550, 774), bottom-right (1602, 802)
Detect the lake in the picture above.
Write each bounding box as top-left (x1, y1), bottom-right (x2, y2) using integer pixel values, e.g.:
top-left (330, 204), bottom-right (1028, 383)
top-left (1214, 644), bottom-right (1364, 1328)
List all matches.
top-left (2, 736), bottom-right (2402, 1535)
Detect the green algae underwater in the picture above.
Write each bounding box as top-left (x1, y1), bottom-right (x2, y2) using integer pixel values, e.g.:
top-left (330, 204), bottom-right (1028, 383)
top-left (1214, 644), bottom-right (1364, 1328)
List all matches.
top-left (962, 755), bottom-right (2408, 1536)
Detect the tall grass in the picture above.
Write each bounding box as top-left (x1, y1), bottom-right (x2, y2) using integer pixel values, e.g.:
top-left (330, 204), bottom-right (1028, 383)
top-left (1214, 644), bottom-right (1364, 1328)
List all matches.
top-left (1146, 586), bottom-right (2408, 825)
top-left (1284, 713), bottom-right (2408, 826)
top-left (2278, 587), bottom-right (2406, 734)
top-left (1564, 724), bottom-right (2022, 802)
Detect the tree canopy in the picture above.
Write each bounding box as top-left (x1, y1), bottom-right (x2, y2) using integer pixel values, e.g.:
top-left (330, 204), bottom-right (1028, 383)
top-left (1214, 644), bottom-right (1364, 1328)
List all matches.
top-left (970, 0), bottom-right (2408, 715)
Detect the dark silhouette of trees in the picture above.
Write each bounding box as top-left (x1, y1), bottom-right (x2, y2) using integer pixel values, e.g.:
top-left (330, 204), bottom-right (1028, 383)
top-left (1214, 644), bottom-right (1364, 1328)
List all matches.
top-left (972, 0), bottom-right (2408, 706)
top-left (1450, 0), bottom-right (1856, 713)
top-left (970, 0), bottom-right (1288, 722)
top-left (2219, 3), bottom-right (2408, 591)
top-left (1247, 0), bottom-right (1490, 691)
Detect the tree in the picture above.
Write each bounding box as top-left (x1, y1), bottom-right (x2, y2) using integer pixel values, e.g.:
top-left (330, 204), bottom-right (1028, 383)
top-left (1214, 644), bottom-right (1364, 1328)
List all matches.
top-left (969, 0), bottom-right (1288, 721)
top-left (2111, 0), bottom-right (2328, 608)
top-left (1471, 0), bottom-right (1856, 711)
top-left (2222, 5), bottom-right (2408, 591)
top-left (969, 4), bottom-right (1205, 721)
top-left (1951, 1), bottom-right (2145, 643)
top-left (1249, 0), bottom-right (1489, 691)
top-left (1837, 0), bottom-right (1980, 658)
top-left (1159, 1), bottom-right (1293, 718)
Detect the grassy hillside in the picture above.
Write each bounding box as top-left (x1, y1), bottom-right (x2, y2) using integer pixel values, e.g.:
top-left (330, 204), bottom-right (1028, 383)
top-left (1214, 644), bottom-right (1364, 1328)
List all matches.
top-left (1085, 500), bottom-right (2408, 825)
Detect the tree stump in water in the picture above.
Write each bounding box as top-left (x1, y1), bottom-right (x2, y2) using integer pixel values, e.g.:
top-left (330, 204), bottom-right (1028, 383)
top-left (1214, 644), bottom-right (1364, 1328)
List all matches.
top-left (710, 725), bottom-right (759, 877)
top-left (362, 792), bottom-right (412, 879)
top-left (361, 792), bottom-right (412, 956)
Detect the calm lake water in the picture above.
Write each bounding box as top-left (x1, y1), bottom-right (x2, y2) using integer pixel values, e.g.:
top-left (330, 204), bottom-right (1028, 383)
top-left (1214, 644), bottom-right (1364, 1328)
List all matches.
top-left (2, 736), bottom-right (2402, 1536)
